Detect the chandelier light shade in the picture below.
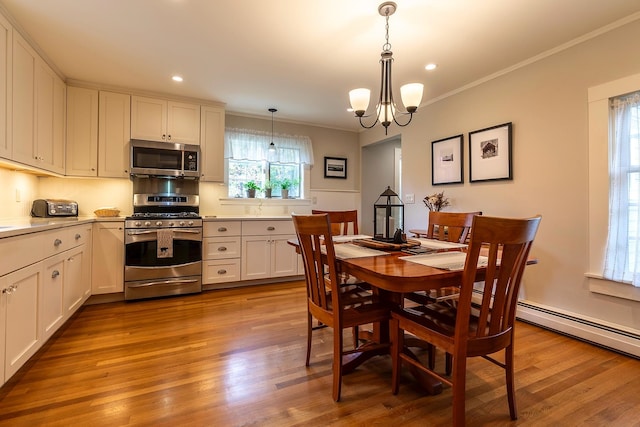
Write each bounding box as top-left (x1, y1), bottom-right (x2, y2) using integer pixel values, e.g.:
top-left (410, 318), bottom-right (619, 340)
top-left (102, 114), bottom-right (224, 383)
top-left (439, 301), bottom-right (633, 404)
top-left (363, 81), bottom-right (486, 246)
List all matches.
top-left (349, 2), bottom-right (424, 134)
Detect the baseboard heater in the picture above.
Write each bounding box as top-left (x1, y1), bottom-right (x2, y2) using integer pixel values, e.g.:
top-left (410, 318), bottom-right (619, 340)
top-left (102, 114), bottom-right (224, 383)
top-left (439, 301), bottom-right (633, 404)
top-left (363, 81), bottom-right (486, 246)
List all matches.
top-left (516, 300), bottom-right (640, 359)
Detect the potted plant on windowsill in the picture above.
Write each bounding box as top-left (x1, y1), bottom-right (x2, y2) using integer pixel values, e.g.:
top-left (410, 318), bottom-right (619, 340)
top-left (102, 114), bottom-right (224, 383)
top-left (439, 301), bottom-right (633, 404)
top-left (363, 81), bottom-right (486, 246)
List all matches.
top-left (279, 178), bottom-right (298, 199)
top-left (244, 181), bottom-right (260, 198)
top-left (263, 180), bottom-right (274, 198)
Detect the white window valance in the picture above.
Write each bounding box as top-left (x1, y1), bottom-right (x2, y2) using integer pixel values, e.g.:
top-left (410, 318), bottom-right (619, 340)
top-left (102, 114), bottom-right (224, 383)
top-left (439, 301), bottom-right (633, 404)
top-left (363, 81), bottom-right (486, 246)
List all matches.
top-left (224, 128), bottom-right (314, 165)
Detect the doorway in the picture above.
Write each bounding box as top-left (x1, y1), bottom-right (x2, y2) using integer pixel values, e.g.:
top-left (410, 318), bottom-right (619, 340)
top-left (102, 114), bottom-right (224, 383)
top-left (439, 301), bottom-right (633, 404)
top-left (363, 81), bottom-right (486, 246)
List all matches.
top-left (361, 137), bottom-right (401, 236)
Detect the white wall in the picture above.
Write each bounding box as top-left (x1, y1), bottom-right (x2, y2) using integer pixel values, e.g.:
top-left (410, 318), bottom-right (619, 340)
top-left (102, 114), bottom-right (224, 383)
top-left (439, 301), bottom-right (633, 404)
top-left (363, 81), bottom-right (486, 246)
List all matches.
top-left (359, 18), bottom-right (640, 335)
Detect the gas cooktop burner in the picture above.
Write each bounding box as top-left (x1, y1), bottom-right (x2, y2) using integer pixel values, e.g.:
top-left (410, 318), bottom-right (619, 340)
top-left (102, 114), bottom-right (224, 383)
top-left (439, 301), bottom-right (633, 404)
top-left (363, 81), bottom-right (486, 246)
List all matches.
top-left (130, 212), bottom-right (201, 219)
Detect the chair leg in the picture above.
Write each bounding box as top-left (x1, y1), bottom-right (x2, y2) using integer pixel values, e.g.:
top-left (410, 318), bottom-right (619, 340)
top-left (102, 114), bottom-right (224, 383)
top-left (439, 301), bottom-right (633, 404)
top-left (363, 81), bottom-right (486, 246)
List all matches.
top-left (352, 326), bottom-right (359, 348)
top-left (445, 352), bottom-right (452, 375)
top-left (451, 355), bottom-right (467, 427)
top-left (332, 326), bottom-right (343, 402)
top-left (390, 318), bottom-right (401, 395)
top-left (306, 313), bottom-right (312, 367)
top-left (505, 344), bottom-right (518, 420)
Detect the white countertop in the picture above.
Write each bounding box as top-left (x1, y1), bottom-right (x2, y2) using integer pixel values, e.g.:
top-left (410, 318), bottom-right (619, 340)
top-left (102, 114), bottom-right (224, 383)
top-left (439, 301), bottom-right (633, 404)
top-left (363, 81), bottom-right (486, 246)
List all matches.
top-left (0, 216), bottom-right (121, 239)
top-left (0, 215), bottom-right (293, 238)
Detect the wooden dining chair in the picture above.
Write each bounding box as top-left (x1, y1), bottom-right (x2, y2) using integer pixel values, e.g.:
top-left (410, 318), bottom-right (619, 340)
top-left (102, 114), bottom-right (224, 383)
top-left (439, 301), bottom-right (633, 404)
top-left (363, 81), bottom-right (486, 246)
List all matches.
top-left (406, 211), bottom-right (481, 306)
top-left (311, 209), bottom-right (359, 235)
top-left (292, 213), bottom-right (391, 401)
top-left (390, 215), bottom-right (541, 426)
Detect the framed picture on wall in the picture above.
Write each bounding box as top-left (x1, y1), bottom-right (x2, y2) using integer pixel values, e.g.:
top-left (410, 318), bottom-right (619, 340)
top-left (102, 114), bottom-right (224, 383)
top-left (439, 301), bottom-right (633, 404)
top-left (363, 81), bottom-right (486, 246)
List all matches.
top-left (431, 134), bottom-right (463, 185)
top-left (469, 122), bottom-right (513, 182)
top-left (324, 156), bottom-right (347, 179)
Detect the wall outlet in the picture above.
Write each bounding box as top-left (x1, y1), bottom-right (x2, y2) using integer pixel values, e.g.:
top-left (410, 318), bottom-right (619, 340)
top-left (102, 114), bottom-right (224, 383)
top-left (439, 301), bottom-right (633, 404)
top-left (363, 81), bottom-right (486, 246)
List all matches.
top-left (405, 193), bottom-right (415, 204)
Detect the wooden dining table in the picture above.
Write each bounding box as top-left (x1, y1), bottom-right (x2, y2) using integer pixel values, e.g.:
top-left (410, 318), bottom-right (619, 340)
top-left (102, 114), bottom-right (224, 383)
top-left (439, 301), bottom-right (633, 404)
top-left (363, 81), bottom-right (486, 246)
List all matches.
top-left (289, 237), bottom-right (537, 396)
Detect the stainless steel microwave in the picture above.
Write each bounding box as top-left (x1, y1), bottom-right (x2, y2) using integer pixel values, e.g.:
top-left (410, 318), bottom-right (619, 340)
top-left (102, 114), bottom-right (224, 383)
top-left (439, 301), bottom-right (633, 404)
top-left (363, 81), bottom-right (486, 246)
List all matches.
top-left (130, 140), bottom-right (200, 178)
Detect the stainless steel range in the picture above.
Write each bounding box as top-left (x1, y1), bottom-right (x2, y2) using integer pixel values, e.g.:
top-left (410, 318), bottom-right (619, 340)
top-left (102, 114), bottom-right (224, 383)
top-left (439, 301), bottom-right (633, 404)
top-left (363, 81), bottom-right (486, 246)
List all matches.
top-left (124, 176), bottom-right (202, 301)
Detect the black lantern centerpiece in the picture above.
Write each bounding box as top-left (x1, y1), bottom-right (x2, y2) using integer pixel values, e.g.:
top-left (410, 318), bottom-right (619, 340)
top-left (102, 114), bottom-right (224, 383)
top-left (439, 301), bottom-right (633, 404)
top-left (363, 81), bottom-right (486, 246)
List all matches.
top-left (373, 186), bottom-right (405, 243)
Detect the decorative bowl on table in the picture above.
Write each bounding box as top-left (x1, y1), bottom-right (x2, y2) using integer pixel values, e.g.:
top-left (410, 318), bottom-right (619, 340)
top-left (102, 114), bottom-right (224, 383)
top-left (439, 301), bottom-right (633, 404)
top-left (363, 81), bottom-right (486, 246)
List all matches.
top-left (94, 207), bottom-right (120, 217)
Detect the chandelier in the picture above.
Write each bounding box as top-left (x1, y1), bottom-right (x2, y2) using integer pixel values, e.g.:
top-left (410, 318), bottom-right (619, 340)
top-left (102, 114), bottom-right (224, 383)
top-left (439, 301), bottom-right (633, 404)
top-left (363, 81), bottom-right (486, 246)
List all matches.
top-left (349, 2), bottom-right (424, 134)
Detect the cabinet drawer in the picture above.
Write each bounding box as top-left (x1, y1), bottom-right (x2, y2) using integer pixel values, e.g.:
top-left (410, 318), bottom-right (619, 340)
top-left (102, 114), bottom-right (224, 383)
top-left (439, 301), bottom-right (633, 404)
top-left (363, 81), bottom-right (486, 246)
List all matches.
top-left (204, 221), bottom-right (241, 237)
top-left (241, 220), bottom-right (294, 236)
top-left (65, 225), bottom-right (91, 249)
top-left (203, 236), bottom-right (241, 259)
top-left (0, 233), bottom-right (44, 276)
top-left (203, 259), bottom-right (241, 284)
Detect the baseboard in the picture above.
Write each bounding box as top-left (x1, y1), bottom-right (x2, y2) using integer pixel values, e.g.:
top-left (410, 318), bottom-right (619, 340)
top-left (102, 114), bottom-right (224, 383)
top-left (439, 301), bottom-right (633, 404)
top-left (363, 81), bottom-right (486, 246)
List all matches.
top-left (516, 300), bottom-right (640, 359)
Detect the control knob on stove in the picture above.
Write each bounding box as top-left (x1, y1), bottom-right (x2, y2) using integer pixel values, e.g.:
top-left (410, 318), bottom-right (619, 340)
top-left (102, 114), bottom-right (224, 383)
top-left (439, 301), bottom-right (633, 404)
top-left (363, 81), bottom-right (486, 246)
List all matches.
top-left (144, 221), bottom-right (151, 227)
top-left (188, 220), bottom-right (194, 226)
top-left (134, 221), bottom-right (141, 227)
top-left (179, 221), bottom-right (185, 226)
top-left (168, 221), bottom-right (175, 227)
top-left (156, 221), bottom-right (163, 226)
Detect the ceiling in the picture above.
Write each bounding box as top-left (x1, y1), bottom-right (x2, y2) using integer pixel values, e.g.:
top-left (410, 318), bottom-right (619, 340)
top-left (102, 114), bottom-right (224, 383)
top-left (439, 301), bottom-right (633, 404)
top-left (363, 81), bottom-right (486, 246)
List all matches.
top-left (1, 0), bottom-right (640, 131)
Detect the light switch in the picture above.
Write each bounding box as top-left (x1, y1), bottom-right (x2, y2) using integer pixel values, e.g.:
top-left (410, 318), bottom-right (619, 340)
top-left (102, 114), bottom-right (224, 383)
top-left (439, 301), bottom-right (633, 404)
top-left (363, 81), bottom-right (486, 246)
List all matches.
top-left (405, 193), bottom-right (415, 204)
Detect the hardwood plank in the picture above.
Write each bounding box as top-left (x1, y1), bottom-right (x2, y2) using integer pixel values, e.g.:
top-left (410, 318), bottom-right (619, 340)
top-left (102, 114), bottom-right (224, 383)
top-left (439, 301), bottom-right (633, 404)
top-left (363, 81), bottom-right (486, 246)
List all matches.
top-left (0, 280), bottom-right (638, 426)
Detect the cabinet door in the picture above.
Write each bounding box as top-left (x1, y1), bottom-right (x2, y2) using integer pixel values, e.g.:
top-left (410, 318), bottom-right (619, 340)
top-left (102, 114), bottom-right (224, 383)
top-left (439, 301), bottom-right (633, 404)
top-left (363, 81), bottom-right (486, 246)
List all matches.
top-left (270, 235), bottom-right (300, 277)
top-left (200, 105), bottom-right (225, 182)
top-left (64, 245), bottom-right (86, 316)
top-left (98, 91), bottom-right (130, 177)
top-left (130, 96), bottom-right (167, 142)
top-left (0, 14), bottom-right (11, 160)
top-left (91, 222), bottom-right (124, 294)
top-left (167, 101), bottom-right (200, 145)
top-left (2, 262), bottom-right (41, 380)
top-left (66, 87), bottom-right (98, 176)
top-left (0, 276), bottom-right (5, 385)
top-left (241, 236), bottom-right (271, 280)
top-left (35, 60), bottom-right (65, 174)
top-left (42, 253), bottom-right (65, 341)
top-left (52, 75), bottom-right (66, 173)
top-left (11, 30), bottom-right (36, 167)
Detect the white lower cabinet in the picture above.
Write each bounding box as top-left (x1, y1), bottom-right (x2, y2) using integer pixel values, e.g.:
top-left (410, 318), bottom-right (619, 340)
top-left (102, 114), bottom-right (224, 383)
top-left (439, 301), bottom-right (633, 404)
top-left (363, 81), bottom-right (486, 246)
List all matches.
top-left (0, 223), bottom-right (92, 386)
top-left (203, 221), bottom-right (241, 286)
top-left (240, 220), bottom-right (299, 281)
top-left (42, 253), bottom-right (65, 341)
top-left (2, 262), bottom-right (42, 380)
top-left (91, 222), bottom-right (124, 294)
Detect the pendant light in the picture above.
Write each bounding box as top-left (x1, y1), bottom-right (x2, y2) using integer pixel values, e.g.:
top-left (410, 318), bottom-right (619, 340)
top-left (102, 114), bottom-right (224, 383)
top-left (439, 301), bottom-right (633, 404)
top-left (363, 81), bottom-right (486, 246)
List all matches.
top-left (268, 108), bottom-right (277, 152)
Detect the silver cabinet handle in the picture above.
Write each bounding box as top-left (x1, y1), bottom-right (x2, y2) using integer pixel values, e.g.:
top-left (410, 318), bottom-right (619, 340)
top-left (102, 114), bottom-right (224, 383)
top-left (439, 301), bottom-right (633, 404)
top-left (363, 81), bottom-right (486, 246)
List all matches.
top-left (267, 226), bottom-right (276, 231)
top-left (54, 238), bottom-right (62, 246)
top-left (218, 246), bottom-right (227, 252)
top-left (218, 227), bottom-right (228, 232)
top-left (52, 270), bottom-right (60, 279)
top-left (217, 269), bottom-right (227, 275)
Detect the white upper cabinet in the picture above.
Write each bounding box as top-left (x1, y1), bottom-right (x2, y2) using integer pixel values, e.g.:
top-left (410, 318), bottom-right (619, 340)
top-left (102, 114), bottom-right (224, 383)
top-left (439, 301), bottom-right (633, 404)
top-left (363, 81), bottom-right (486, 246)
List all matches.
top-left (200, 105), bottom-right (225, 182)
top-left (66, 86), bottom-right (98, 176)
top-left (98, 91), bottom-right (130, 178)
top-left (0, 14), bottom-right (11, 160)
top-left (131, 96), bottom-right (200, 145)
top-left (12, 30), bottom-right (65, 174)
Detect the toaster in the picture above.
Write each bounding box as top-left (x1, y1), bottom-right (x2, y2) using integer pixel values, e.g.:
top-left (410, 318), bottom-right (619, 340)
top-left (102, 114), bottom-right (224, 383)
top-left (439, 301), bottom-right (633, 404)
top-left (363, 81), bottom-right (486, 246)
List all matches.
top-left (31, 199), bottom-right (78, 217)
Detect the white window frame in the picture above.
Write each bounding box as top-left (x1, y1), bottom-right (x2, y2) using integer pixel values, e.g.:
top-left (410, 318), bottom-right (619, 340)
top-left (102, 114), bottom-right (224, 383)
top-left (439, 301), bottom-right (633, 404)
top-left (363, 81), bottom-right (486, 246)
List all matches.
top-left (587, 72), bottom-right (640, 301)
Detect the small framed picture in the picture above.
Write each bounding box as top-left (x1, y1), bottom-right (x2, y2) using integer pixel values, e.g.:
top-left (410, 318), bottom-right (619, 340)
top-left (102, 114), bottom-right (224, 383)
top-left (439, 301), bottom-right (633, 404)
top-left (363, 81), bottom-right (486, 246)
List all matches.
top-left (469, 122), bottom-right (513, 182)
top-left (324, 156), bottom-right (347, 179)
top-left (432, 134), bottom-right (463, 185)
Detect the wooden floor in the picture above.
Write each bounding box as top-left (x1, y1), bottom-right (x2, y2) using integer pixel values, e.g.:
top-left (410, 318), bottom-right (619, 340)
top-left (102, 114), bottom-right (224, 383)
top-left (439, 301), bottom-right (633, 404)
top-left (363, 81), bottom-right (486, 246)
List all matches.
top-left (0, 281), bottom-right (639, 426)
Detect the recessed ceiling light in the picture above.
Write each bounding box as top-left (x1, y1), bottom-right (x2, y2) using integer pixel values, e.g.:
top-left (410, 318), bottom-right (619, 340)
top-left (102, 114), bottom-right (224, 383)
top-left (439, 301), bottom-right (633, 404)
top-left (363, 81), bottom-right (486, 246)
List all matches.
top-left (425, 63), bottom-right (437, 71)
top-left (172, 75), bottom-right (183, 82)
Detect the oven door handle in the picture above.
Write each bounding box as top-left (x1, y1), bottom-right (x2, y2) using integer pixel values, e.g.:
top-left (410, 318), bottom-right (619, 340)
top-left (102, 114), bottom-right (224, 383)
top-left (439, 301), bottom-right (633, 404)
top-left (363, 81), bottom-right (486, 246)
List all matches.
top-left (174, 229), bottom-right (201, 234)
top-left (128, 279), bottom-right (200, 288)
top-left (126, 230), bottom-right (157, 236)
